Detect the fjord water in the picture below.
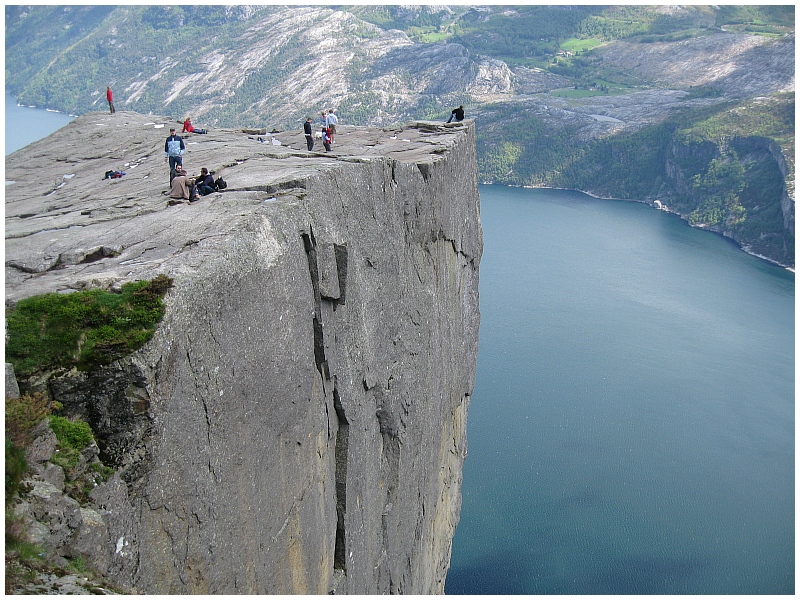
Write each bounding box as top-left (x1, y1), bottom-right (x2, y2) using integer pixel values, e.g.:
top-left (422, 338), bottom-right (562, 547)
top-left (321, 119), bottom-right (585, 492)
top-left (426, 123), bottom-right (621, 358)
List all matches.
top-left (445, 185), bottom-right (794, 594)
top-left (5, 92), bottom-right (74, 155)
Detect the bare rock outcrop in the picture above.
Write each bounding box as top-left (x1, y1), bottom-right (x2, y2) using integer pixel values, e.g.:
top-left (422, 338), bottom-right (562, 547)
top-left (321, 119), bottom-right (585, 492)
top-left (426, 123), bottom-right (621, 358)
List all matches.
top-left (5, 112), bottom-right (482, 593)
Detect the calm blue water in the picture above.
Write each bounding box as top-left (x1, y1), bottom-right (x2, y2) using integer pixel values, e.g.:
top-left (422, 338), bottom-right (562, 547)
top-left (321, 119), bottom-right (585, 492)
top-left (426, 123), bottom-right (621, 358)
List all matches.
top-left (5, 91), bottom-right (75, 155)
top-left (446, 185), bottom-right (794, 595)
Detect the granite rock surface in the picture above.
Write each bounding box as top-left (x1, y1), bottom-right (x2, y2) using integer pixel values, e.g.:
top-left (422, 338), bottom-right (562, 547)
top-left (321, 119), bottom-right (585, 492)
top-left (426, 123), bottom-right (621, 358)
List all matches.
top-left (5, 112), bottom-right (482, 594)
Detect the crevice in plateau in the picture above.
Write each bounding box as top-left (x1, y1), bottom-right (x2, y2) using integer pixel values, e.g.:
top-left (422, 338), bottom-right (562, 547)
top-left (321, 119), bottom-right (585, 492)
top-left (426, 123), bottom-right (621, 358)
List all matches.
top-left (301, 228), bottom-right (329, 380)
top-left (333, 384), bottom-right (349, 573)
top-left (332, 243), bottom-right (348, 306)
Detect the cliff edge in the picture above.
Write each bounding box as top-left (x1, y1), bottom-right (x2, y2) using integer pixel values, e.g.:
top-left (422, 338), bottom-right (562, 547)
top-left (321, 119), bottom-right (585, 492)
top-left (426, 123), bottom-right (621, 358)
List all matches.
top-left (5, 113), bottom-right (482, 593)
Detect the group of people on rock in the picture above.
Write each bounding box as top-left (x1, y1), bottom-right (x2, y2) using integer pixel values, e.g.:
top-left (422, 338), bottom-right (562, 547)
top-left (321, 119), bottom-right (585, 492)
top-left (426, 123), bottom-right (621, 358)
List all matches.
top-left (164, 126), bottom-right (218, 202)
top-left (304, 109), bottom-right (338, 152)
top-left (154, 100), bottom-right (466, 203)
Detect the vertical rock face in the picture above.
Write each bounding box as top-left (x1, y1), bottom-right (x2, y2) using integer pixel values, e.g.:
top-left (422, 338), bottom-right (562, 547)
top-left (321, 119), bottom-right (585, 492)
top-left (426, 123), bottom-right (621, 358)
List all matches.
top-left (5, 114), bottom-right (482, 593)
top-left (135, 145), bottom-right (480, 595)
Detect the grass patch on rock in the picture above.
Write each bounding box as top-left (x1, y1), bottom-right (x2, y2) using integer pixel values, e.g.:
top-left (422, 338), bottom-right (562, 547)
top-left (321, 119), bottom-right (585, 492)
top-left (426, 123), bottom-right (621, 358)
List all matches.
top-left (5, 275), bottom-right (173, 378)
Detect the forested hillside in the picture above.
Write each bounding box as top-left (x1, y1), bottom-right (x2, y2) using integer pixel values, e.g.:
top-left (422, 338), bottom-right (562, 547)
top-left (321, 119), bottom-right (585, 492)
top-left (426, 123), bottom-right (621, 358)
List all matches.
top-left (5, 4), bottom-right (795, 266)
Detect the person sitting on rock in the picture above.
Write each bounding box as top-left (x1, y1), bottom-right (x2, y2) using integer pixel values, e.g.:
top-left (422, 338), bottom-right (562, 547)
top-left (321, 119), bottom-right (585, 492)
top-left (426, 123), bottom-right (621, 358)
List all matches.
top-left (169, 164), bottom-right (183, 185)
top-left (447, 105), bottom-right (465, 123)
top-left (195, 167), bottom-right (215, 196)
top-left (169, 165), bottom-right (196, 201)
top-left (182, 116), bottom-right (208, 135)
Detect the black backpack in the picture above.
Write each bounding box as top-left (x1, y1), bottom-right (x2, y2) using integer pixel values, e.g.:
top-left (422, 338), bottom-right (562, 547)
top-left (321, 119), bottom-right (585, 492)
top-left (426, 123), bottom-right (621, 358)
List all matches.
top-left (214, 177), bottom-right (227, 191)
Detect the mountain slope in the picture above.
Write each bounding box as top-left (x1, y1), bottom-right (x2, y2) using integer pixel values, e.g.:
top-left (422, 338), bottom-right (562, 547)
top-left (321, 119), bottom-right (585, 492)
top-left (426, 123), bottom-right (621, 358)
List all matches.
top-left (5, 4), bottom-right (794, 266)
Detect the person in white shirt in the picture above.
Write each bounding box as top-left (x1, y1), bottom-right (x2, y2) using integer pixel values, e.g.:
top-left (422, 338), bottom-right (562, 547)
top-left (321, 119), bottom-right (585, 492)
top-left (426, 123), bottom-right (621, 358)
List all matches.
top-left (327, 109), bottom-right (338, 143)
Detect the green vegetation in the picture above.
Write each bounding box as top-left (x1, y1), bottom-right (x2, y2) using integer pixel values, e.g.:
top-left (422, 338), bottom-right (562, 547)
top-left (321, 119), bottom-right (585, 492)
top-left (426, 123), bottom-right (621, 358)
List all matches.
top-left (5, 437), bottom-right (28, 504)
top-left (676, 92), bottom-right (795, 148)
top-left (48, 415), bottom-right (94, 450)
top-left (5, 389), bottom-right (118, 591)
top-left (689, 153), bottom-right (746, 227)
top-left (5, 391), bottom-right (56, 502)
top-left (475, 92), bottom-right (794, 264)
top-left (6, 274), bottom-right (173, 378)
top-left (560, 37), bottom-right (603, 53)
top-left (716, 5), bottom-right (795, 29)
top-left (573, 6), bottom-right (706, 41)
top-left (5, 391), bottom-right (51, 447)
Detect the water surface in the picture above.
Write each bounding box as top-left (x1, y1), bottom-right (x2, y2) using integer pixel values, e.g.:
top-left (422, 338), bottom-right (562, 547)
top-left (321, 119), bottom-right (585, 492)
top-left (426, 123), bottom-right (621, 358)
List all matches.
top-left (5, 91), bottom-right (75, 155)
top-left (446, 185), bottom-right (794, 594)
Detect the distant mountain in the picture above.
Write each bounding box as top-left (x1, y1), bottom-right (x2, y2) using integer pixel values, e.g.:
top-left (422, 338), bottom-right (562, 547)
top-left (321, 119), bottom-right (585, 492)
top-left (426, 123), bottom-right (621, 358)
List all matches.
top-left (5, 5), bottom-right (795, 266)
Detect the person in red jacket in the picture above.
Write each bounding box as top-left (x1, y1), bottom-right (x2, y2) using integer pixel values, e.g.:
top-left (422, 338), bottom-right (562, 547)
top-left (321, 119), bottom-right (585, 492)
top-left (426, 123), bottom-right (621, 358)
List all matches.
top-left (182, 117), bottom-right (195, 133)
top-left (106, 87), bottom-right (115, 114)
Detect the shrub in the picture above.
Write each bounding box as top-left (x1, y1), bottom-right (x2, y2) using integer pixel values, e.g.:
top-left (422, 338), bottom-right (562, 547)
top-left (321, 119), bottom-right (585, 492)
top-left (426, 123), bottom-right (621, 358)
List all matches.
top-left (5, 392), bottom-right (50, 448)
top-left (5, 438), bottom-right (28, 504)
top-left (5, 275), bottom-right (173, 378)
top-left (89, 462), bottom-right (114, 481)
top-left (47, 415), bottom-right (94, 450)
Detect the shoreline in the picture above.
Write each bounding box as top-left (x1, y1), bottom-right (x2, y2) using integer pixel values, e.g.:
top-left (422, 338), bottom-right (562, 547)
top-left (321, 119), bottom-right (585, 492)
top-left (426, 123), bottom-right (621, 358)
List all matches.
top-left (483, 182), bottom-right (794, 273)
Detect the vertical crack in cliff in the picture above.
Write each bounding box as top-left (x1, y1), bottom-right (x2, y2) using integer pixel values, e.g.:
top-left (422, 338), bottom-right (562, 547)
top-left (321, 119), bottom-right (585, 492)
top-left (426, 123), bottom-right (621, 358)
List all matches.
top-left (333, 384), bottom-right (349, 573)
top-left (333, 244), bottom-right (348, 307)
top-left (301, 228), bottom-right (329, 380)
top-left (376, 402), bottom-right (402, 589)
top-left (185, 347), bottom-right (215, 479)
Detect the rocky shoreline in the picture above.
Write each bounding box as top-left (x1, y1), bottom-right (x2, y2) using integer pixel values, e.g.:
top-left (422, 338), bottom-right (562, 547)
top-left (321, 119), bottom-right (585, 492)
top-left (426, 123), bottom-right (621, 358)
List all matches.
top-left (491, 183), bottom-right (795, 271)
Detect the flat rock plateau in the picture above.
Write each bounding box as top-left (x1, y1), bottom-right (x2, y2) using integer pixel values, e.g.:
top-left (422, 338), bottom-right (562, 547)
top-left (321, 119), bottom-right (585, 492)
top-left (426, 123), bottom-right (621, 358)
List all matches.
top-left (6, 112), bottom-right (482, 594)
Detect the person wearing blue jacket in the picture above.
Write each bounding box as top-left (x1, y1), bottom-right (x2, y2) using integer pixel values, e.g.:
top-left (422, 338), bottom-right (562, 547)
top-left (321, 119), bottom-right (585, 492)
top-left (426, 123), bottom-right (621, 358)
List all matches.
top-left (164, 128), bottom-right (185, 171)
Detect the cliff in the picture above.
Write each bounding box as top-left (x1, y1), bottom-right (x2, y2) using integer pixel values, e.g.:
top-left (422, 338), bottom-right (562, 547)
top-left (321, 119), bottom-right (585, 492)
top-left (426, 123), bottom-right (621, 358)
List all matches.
top-left (5, 112), bottom-right (482, 593)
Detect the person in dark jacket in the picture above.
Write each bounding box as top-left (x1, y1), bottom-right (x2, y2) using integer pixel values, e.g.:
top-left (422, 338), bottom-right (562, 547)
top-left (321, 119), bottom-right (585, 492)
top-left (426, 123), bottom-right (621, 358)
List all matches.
top-left (195, 167), bottom-right (215, 196)
top-left (164, 128), bottom-right (185, 171)
top-left (304, 117), bottom-right (314, 151)
top-left (447, 105), bottom-right (465, 123)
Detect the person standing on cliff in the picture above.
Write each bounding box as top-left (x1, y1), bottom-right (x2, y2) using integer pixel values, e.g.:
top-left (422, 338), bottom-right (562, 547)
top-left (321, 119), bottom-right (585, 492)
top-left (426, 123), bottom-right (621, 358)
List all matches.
top-left (447, 105), bottom-right (465, 123)
top-left (164, 128), bottom-right (185, 172)
top-left (327, 109), bottom-right (338, 143)
top-left (304, 117), bottom-right (314, 151)
top-left (106, 87), bottom-right (115, 114)
top-left (322, 127), bottom-right (332, 152)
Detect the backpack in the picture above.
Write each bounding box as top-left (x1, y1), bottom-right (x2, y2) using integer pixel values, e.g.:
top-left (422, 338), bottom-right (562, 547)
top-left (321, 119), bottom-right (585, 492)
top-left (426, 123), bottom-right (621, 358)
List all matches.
top-left (214, 177), bottom-right (227, 191)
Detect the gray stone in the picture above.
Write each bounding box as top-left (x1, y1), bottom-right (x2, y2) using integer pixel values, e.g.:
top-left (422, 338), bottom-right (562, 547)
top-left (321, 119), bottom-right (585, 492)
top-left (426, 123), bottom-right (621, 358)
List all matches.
top-left (25, 420), bottom-right (57, 466)
top-left (6, 362), bottom-right (20, 399)
top-left (27, 480), bottom-right (83, 553)
top-left (6, 113), bottom-right (481, 594)
top-left (88, 474), bottom-right (140, 587)
top-left (69, 507), bottom-right (111, 573)
top-left (42, 462), bottom-right (66, 490)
